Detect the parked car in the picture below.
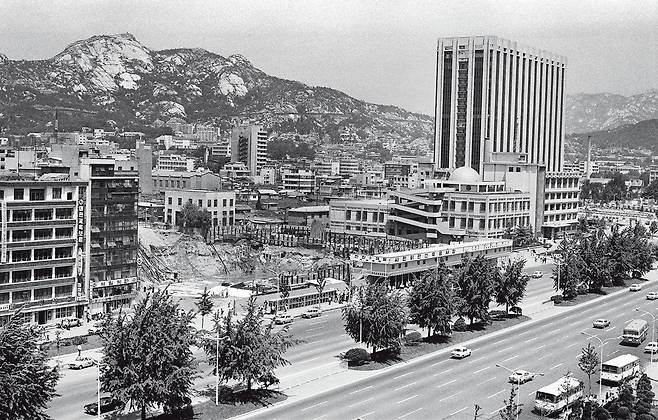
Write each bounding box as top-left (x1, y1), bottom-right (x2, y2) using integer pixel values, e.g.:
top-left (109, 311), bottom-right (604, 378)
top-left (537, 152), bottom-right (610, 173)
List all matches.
top-left (451, 346), bottom-right (472, 359)
top-left (69, 356), bottom-right (95, 370)
top-left (647, 292), bottom-right (658, 300)
top-left (531, 271), bottom-right (543, 279)
top-left (87, 322), bottom-right (104, 335)
top-left (508, 369), bottom-right (535, 384)
top-left (645, 342), bottom-right (658, 354)
top-left (83, 397), bottom-right (121, 415)
top-left (593, 319), bottom-right (611, 329)
top-left (58, 317), bottom-right (81, 328)
top-left (274, 314), bottom-right (293, 325)
top-left (302, 307), bottom-right (322, 319)
top-left (630, 284), bottom-right (642, 292)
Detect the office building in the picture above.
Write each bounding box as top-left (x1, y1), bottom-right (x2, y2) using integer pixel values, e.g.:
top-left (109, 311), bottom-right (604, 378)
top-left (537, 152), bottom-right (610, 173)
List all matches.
top-left (231, 125), bottom-right (268, 176)
top-left (0, 174), bottom-right (89, 325)
top-left (329, 199), bottom-right (390, 237)
top-left (282, 169), bottom-right (315, 195)
top-left (156, 154), bottom-right (196, 172)
top-left (152, 170), bottom-right (223, 195)
top-left (434, 36), bottom-right (566, 173)
top-left (165, 190), bottom-right (235, 227)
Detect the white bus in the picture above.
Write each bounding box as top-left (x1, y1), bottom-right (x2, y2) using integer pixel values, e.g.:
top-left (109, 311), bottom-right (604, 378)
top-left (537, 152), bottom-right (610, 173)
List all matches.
top-left (534, 376), bottom-right (584, 416)
top-left (622, 319), bottom-right (649, 345)
top-left (601, 354), bottom-right (640, 384)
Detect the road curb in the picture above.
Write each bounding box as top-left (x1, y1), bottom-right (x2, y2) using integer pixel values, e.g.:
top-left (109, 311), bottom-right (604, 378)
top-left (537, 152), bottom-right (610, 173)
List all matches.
top-left (231, 274), bottom-right (658, 419)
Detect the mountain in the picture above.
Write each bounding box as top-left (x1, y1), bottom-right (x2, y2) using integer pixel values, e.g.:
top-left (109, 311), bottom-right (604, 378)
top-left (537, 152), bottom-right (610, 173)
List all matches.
top-left (564, 90), bottom-right (658, 134)
top-left (566, 118), bottom-right (658, 156)
top-left (0, 33), bottom-right (432, 141)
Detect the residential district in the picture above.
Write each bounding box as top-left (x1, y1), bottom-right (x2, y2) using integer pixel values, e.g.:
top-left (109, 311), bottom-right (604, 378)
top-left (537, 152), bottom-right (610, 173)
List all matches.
top-left (3, 35), bottom-right (658, 420)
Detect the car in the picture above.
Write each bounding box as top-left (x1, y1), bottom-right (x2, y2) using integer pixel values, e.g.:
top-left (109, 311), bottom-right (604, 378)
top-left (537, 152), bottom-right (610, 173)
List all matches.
top-left (58, 317), bottom-right (81, 328)
top-left (630, 284), bottom-right (642, 292)
top-left (68, 356), bottom-right (95, 370)
top-left (647, 292), bottom-right (658, 300)
top-left (593, 319), bottom-right (611, 329)
top-left (451, 346), bottom-right (472, 359)
top-left (302, 307), bottom-right (322, 319)
top-left (87, 321), bottom-right (104, 335)
top-left (274, 314), bottom-right (293, 325)
top-left (83, 396), bottom-right (122, 415)
top-left (531, 271), bottom-right (543, 278)
top-left (508, 369), bottom-right (535, 384)
top-left (645, 342), bottom-right (658, 354)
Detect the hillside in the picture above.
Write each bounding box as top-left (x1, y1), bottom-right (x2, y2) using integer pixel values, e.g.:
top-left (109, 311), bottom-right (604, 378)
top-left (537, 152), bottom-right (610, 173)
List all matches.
top-left (0, 33), bottom-right (432, 142)
top-left (566, 118), bottom-right (658, 155)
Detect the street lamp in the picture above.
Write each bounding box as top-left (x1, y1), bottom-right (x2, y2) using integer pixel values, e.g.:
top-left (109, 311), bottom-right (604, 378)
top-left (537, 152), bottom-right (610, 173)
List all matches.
top-left (636, 308), bottom-right (656, 364)
top-left (92, 358), bottom-right (104, 420)
top-left (495, 363), bottom-right (544, 420)
top-left (200, 332), bottom-right (231, 405)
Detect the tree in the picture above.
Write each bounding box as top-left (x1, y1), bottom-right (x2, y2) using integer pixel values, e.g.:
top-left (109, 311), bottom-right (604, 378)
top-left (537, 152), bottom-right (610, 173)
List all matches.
top-left (642, 179), bottom-right (658, 201)
top-left (408, 264), bottom-right (458, 337)
top-left (495, 259), bottom-right (528, 315)
top-left (454, 256), bottom-right (498, 325)
top-left (195, 286), bottom-right (214, 330)
top-left (634, 373), bottom-right (656, 419)
top-left (553, 238), bottom-right (584, 299)
top-left (511, 225), bottom-right (534, 248)
top-left (499, 385), bottom-right (521, 420)
top-left (579, 229), bottom-right (613, 292)
top-left (101, 290), bottom-right (197, 420)
top-left (650, 221), bottom-right (658, 238)
top-left (578, 343), bottom-right (599, 397)
top-left (342, 282), bottom-right (407, 354)
top-left (204, 297), bottom-right (297, 391)
top-left (601, 174), bottom-right (627, 202)
top-left (0, 314), bottom-right (60, 420)
top-left (178, 202), bottom-right (212, 234)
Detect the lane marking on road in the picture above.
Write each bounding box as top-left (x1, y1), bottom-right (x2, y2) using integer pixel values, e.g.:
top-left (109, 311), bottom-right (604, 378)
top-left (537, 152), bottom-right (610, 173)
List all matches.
top-left (436, 379), bottom-right (457, 388)
top-left (487, 390), bottom-right (505, 399)
top-left (490, 406), bottom-right (504, 415)
top-left (433, 368), bottom-right (454, 377)
top-left (304, 326), bottom-right (324, 332)
top-left (301, 400), bottom-right (328, 412)
top-left (491, 338), bottom-right (505, 346)
top-left (528, 390), bottom-right (536, 396)
top-left (305, 339), bottom-right (321, 344)
top-left (310, 415), bottom-right (326, 420)
top-left (399, 407), bottom-right (423, 419)
top-left (394, 381), bottom-right (417, 391)
top-left (537, 354), bottom-right (550, 360)
top-left (305, 332), bottom-right (328, 339)
top-left (609, 350), bottom-right (620, 356)
top-left (296, 356), bottom-right (322, 364)
top-left (536, 345), bottom-right (546, 350)
top-left (431, 360), bottom-right (449, 367)
top-left (473, 366), bottom-right (488, 374)
top-left (496, 346), bottom-right (513, 354)
top-left (396, 394), bottom-right (418, 404)
top-left (356, 411), bottom-right (375, 419)
top-left (503, 355), bottom-right (519, 362)
top-left (606, 326), bottom-right (616, 332)
top-left (309, 319), bottom-right (328, 325)
top-left (565, 342), bottom-right (578, 349)
top-left (349, 385), bottom-right (373, 395)
top-left (439, 391), bottom-right (461, 402)
top-left (481, 377), bottom-right (497, 385)
top-left (448, 407), bottom-right (467, 417)
top-left (348, 397), bottom-right (373, 408)
top-left (527, 336), bottom-right (539, 342)
top-left (393, 371), bottom-right (415, 380)
top-left (550, 363), bottom-right (563, 370)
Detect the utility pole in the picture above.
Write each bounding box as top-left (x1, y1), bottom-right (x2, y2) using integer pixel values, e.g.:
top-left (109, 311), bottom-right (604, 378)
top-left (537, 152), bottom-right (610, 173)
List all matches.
top-left (586, 135), bottom-right (592, 179)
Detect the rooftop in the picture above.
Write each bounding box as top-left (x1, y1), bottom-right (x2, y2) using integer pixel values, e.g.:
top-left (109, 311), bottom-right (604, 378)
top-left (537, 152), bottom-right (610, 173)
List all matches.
top-left (288, 205), bottom-right (330, 213)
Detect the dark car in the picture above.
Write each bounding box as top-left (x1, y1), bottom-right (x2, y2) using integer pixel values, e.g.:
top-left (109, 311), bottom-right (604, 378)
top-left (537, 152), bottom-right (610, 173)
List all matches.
top-left (84, 397), bottom-right (122, 415)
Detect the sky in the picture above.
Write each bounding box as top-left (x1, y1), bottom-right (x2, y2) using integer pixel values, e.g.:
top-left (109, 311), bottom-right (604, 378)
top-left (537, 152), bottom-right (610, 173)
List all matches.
top-left (0, 0), bottom-right (656, 115)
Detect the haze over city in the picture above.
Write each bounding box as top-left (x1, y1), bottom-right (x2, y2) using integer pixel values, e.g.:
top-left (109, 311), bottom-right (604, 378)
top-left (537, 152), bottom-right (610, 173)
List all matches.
top-left (1, 0), bottom-right (656, 113)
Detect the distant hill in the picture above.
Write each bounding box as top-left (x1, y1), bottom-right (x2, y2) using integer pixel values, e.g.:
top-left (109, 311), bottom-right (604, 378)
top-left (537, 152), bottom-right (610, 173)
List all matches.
top-left (566, 118), bottom-right (658, 154)
top-left (564, 90), bottom-right (658, 134)
top-left (0, 33), bottom-right (432, 142)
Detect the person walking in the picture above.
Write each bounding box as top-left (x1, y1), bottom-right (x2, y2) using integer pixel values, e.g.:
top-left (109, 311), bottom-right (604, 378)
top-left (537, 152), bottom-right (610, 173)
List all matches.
top-left (77, 344), bottom-right (82, 357)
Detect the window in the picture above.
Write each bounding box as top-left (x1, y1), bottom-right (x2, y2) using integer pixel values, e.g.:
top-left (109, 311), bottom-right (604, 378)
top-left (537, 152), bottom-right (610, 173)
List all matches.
top-left (55, 227), bottom-right (73, 239)
top-left (55, 266), bottom-right (72, 278)
top-left (12, 290), bottom-right (30, 303)
top-left (34, 228), bottom-right (52, 240)
top-left (229, 199), bottom-right (234, 206)
top-left (177, 198), bottom-right (182, 205)
top-left (29, 189), bottom-right (45, 201)
top-left (34, 248), bottom-right (51, 260)
top-left (55, 247), bottom-right (72, 259)
top-left (34, 208), bottom-right (52, 220)
top-left (0, 292), bottom-right (8, 304)
top-left (55, 306), bottom-right (74, 318)
top-left (13, 188), bottom-right (24, 200)
top-left (34, 268), bottom-right (52, 280)
top-left (66, 192), bottom-right (73, 200)
top-left (168, 197), bottom-right (172, 205)
top-left (52, 188), bottom-right (62, 199)
top-left (214, 199), bottom-right (218, 207)
top-left (207, 200), bottom-right (211, 207)
top-left (12, 229), bottom-right (30, 242)
top-left (12, 210), bottom-right (31, 222)
top-left (222, 199), bottom-right (227, 206)
top-left (0, 272), bottom-right (8, 284)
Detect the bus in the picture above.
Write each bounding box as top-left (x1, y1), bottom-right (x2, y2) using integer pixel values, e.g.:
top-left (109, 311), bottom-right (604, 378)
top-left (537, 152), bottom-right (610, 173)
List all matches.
top-left (533, 376), bottom-right (584, 416)
top-left (622, 319), bottom-right (649, 345)
top-left (601, 354), bottom-right (640, 384)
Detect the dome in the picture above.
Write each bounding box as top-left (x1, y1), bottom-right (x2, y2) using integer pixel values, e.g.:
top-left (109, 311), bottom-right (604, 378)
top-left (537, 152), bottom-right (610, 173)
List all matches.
top-left (448, 166), bottom-right (481, 183)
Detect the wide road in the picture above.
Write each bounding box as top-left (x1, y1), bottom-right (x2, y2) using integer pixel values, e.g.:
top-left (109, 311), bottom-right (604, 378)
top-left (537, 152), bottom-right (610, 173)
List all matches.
top-left (244, 279), bottom-right (658, 420)
top-left (47, 267), bottom-right (555, 419)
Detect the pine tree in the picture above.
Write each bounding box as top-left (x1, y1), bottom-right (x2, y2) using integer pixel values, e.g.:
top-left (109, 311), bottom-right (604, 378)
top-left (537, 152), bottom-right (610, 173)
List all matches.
top-left (495, 259), bottom-right (528, 315)
top-left (408, 263), bottom-right (456, 337)
top-left (195, 286), bottom-right (214, 330)
top-left (455, 255), bottom-right (498, 324)
top-left (634, 373), bottom-right (655, 419)
top-left (101, 290), bottom-right (197, 420)
top-left (0, 314), bottom-right (60, 420)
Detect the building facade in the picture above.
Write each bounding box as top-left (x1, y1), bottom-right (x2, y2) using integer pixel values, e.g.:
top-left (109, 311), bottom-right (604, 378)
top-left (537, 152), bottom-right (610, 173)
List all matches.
top-left (165, 190), bottom-right (236, 227)
top-left (156, 154), bottom-right (195, 172)
top-left (434, 36), bottom-right (567, 173)
top-left (282, 169), bottom-right (315, 195)
top-left (0, 175), bottom-right (89, 325)
top-left (230, 125), bottom-right (268, 176)
top-left (329, 199), bottom-right (389, 237)
top-left (152, 170), bottom-right (223, 195)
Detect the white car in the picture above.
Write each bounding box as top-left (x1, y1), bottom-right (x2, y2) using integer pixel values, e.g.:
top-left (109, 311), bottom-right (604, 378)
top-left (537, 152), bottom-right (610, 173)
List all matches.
top-left (301, 307), bottom-right (322, 319)
top-left (531, 271), bottom-right (543, 279)
top-left (647, 292), bottom-right (658, 300)
top-left (630, 284), bottom-right (642, 292)
top-left (451, 346), bottom-right (472, 359)
top-left (645, 342), bottom-right (658, 354)
top-left (508, 370), bottom-right (535, 384)
top-left (593, 319), bottom-right (611, 329)
top-left (68, 356), bottom-right (95, 370)
top-left (274, 314), bottom-right (293, 325)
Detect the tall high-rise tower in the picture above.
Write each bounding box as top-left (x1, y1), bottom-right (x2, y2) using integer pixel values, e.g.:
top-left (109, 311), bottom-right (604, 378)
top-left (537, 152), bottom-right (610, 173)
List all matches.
top-left (433, 36), bottom-right (567, 174)
top-left (230, 125), bottom-right (268, 177)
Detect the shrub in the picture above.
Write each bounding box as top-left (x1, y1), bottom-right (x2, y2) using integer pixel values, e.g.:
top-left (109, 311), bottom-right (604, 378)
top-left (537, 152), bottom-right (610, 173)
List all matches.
top-left (71, 336), bottom-right (88, 346)
top-left (258, 372), bottom-right (279, 389)
top-left (550, 295), bottom-right (563, 304)
top-left (403, 331), bottom-right (422, 346)
top-left (343, 348), bottom-right (370, 366)
top-left (453, 318), bottom-right (467, 332)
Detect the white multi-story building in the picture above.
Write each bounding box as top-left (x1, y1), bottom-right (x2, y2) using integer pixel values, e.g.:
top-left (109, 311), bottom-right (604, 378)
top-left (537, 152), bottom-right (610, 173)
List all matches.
top-left (434, 36), bottom-right (567, 173)
top-left (231, 125), bottom-right (268, 176)
top-left (165, 190), bottom-right (236, 228)
top-left (156, 154), bottom-right (196, 172)
top-left (282, 169), bottom-right (315, 195)
top-left (329, 199), bottom-right (390, 237)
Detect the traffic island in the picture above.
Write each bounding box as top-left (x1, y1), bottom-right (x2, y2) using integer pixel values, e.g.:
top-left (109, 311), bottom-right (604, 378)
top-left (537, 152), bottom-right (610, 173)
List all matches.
top-left (344, 314), bottom-right (530, 371)
top-left (553, 281), bottom-right (638, 307)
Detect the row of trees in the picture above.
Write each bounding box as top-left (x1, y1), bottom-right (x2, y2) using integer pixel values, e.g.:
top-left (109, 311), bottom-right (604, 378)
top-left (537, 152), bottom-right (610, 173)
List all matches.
top-left (554, 223), bottom-right (656, 299)
top-left (343, 255), bottom-right (530, 355)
